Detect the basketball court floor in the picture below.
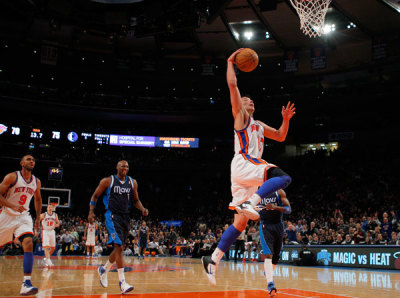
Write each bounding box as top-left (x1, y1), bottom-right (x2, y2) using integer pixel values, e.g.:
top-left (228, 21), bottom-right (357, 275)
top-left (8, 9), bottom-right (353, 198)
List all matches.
top-left (0, 255), bottom-right (399, 297)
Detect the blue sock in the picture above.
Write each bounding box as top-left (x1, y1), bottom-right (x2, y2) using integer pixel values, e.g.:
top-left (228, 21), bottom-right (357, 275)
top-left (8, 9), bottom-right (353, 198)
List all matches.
top-left (217, 225), bottom-right (241, 252)
top-left (23, 252), bottom-right (34, 274)
top-left (256, 176), bottom-right (291, 199)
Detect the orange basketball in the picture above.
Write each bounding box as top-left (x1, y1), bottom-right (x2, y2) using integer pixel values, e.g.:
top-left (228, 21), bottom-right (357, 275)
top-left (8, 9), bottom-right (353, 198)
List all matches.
top-left (235, 48), bottom-right (259, 72)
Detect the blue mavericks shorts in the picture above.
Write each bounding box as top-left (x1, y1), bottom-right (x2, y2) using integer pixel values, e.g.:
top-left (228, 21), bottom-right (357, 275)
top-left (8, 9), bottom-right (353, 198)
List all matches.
top-left (260, 221), bottom-right (284, 264)
top-left (105, 210), bottom-right (129, 245)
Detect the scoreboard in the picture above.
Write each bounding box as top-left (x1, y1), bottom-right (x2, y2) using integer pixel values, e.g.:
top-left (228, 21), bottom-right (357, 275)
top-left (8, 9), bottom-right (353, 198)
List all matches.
top-left (156, 137), bottom-right (199, 148)
top-left (0, 123), bottom-right (199, 149)
top-left (109, 135), bottom-right (199, 148)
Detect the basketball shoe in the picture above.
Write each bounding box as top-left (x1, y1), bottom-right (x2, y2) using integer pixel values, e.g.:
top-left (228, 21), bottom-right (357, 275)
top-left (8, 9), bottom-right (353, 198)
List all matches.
top-left (47, 259), bottom-right (53, 267)
top-left (42, 258), bottom-right (48, 267)
top-left (235, 201), bottom-right (259, 220)
top-left (268, 281), bottom-right (277, 297)
top-left (20, 280), bottom-right (38, 296)
top-left (119, 280), bottom-right (134, 294)
top-left (98, 266), bottom-right (108, 287)
top-left (201, 256), bottom-right (217, 286)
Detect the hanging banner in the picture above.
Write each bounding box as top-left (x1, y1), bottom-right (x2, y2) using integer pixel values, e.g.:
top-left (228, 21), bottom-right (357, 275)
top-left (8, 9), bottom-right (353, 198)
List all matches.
top-left (40, 45), bottom-right (58, 65)
top-left (283, 50), bottom-right (299, 73)
top-left (310, 47), bottom-right (326, 70)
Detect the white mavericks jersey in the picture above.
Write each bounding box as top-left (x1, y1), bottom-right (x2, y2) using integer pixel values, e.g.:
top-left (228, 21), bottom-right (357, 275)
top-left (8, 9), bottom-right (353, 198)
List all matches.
top-left (234, 117), bottom-right (265, 159)
top-left (87, 223), bottom-right (96, 238)
top-left (42, 212), bottom-right (57, 230)
top-left (4, 171), bottom-right (37, 216)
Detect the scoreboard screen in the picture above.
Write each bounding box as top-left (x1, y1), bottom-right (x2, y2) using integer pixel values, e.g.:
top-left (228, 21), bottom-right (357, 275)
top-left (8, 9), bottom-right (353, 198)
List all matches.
top-left (155, 137), bottom-right (199, 148)
top-left (109, 135), bottom-right (156, 147)
top-left (48, 167), bottom-right (63, 181)
top-left (0, 122), bottom-right (199, 149)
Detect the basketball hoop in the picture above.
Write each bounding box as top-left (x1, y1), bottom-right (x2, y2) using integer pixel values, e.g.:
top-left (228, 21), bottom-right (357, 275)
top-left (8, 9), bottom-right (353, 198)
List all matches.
top-left (50, 203), bottom-right (58, 210)
top-left (289, 0), bottom-right (332, 38)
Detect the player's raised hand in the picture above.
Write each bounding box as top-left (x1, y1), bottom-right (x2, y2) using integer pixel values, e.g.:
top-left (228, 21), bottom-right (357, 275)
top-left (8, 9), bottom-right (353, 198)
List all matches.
top-left (282, 101), bottom-right (296, 120)
top-left (227, 48), bottom-right (243, 63)
top-left (142, 208), bottom-right (149, 216)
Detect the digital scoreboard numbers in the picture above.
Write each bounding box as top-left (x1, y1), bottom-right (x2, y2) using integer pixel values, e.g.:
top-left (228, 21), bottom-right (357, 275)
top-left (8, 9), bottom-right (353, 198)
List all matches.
top-left (52, 131), bottom-right (61, 140)
top-left (156, 137), bottom-right (199, 148)
top-left (94, 134), bottom-right (110, 145)
top-left (12, 126), bottom-right (20, 135)
top-left (30, 128), bottom-right (43, 139)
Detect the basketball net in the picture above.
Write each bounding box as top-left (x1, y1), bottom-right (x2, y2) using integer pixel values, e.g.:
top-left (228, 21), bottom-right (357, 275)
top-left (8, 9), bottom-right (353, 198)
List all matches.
top-left (50, 203), bottom-right (58, 210)
top-left (289, 0), bottom-right (332, 38)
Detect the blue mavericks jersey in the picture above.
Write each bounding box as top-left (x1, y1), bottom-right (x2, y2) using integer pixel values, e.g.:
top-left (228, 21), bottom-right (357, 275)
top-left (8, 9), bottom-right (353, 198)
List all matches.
top-left (139, 226), bottom-right (147, 239)
top-left (258, 191), bottom-right (283, 224)
top-left (103, 175), bottom-right (134, 214)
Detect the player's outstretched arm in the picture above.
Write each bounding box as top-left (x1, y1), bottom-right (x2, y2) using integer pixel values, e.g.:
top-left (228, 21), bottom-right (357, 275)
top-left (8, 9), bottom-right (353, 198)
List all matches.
top-left (259, 101), bottom-right (296, 142)
top-left (227, 49), bottom-right (245, 117)
top-left (0, 173), bottom-right (26, 213)
top-left (88, 177), bottom-right (110, 220)
top-left (132, 179), bottom-right (148, 216)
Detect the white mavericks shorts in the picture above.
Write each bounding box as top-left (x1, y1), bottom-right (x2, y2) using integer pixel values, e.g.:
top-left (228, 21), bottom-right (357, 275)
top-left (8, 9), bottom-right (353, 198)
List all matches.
top-left (42, 229), bottom-right (56, 248)
top-left (0, 211), bottom-right (33, 246)
top-left (230, 154), bottom-right (276, 207)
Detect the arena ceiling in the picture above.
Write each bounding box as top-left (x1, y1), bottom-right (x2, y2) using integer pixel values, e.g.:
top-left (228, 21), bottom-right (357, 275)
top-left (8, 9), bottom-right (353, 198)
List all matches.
top-left (0, 0), bottom-right (399, 76)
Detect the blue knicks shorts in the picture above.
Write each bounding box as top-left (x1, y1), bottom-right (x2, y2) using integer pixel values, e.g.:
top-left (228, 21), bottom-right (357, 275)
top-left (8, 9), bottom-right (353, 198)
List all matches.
top-left (260, 221), bottom-right (284, 263)
top-left (105, 210), bottom-right (129, 245)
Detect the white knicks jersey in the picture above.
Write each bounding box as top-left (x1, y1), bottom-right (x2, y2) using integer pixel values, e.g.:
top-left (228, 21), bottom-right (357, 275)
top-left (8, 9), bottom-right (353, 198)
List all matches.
top-left (87, 223), bottom-right (96, 238)
top-left (42, 212), bottom-right (57, 231)
top-left (234, 117), bottom-right (265, 159)
top-left (4, 171), bottom-right (37, 216)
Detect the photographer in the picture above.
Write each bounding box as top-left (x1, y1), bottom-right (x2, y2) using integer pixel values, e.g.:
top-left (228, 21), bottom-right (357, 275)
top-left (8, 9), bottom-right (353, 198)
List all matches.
top-left (297, 244), bottom-right (316, 266)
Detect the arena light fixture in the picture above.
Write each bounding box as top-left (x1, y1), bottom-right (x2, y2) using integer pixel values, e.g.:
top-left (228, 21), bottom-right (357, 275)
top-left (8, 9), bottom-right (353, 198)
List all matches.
top-left (244, 31), bottom-right (254, 40)
top-left (322, 23), bottom-right (336, 34)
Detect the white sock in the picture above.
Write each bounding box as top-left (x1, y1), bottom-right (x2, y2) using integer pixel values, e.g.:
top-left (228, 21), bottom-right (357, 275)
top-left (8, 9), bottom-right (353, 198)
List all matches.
top-left (211, 247), bottom-right (224, 264)
top-left (249, 193), bottom-right (262, 207)
top-left (264, 258), bottom-right (273, 284)
top-left (24, 276), bottom-right (31, 282)
top-left (104, 260), bottom-right (114, 272)
top-left (117, 268), bottom-right (125, 282)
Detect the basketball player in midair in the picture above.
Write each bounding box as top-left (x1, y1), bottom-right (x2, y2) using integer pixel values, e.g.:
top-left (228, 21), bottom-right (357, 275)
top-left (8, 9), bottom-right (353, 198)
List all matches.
top-left (88, 160), bottom-right (149, 294)
top-left (202, 49), bottom-right (295, 286)
top-left (84, 217), bottom-right (98, 258)
top-left (138, 220), bottom-right (149, 259)
top-left (257, 189), bottom-right (291, 297)
top-left (40, 204), bottom-right (59, 267)
top-left (0, 155), bottom-right (42, 295)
